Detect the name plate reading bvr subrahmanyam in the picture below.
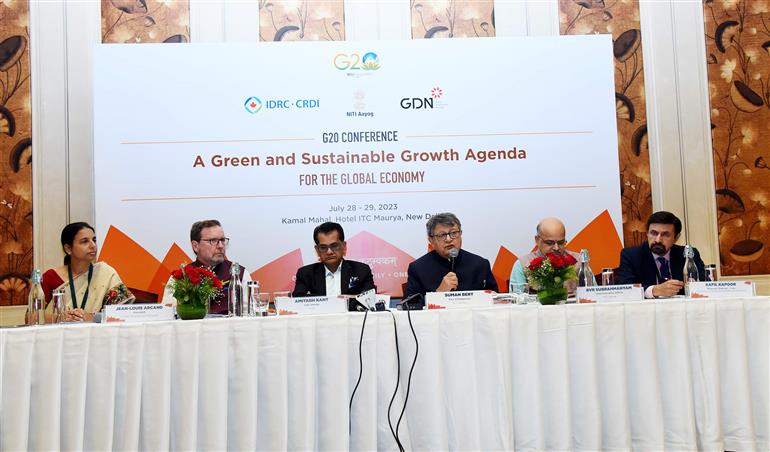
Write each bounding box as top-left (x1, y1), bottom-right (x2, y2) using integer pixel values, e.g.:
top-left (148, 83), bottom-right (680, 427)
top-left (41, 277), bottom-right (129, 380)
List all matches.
top-left (425, 290), bottom-right (495, 309)
top-left (274, 295), bottom-right (348, 315)
top-left (103, 304), bottom-right (175, 323)
top-left (576, 284), bottom-right (644, 303)
top-left (688, 281), bottom-right (756, 299)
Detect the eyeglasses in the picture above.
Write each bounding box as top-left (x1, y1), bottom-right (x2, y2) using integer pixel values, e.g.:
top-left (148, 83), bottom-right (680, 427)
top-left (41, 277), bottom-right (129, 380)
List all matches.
top-left (430, 230), bottom-right (462, 241)
top-left (316, 242), bottom-right (343, 253)
top-left (199, 237), bottom-right (230, 246)
top-left (538, 237), bottom-right (567, 247)
top-left (647, 230), bottom-right (673, 239)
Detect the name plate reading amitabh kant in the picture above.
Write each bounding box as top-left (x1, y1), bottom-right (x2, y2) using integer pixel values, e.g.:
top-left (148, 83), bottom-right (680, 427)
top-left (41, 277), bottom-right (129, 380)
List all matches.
top-left (103, 304), bottom-right (175, 323)
top-left (425, 290), bottom-right (495, 309)
top-left (576, 284), bottom-right (644, 303)
top-left (688, 281), bottom-right (756, 299)
top-left (274, 295), bottom-right (349, 316)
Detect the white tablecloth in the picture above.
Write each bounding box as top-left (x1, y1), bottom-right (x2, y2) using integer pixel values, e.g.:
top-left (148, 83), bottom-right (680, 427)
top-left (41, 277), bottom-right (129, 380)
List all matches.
top-left (2, 297), bottom-right (768, 451)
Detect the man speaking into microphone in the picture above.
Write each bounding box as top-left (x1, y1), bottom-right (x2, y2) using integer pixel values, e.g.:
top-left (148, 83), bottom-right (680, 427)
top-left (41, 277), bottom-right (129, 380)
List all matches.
top-left (404, 212), bottom-right (497, 297)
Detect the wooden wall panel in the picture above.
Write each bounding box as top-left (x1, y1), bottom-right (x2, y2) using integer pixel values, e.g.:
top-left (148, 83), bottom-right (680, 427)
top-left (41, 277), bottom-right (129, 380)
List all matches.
top-left (704, 0), bottom-right (770, 276)
top-left (0, 1), bottom-right (33, 306)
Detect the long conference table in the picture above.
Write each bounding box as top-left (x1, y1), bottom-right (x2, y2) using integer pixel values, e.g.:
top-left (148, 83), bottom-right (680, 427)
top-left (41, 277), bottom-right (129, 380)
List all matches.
top-left (1, 297), bottom-right (767, 451)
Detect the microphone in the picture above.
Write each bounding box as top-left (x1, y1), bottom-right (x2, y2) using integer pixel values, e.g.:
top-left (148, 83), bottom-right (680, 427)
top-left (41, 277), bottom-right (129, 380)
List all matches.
top-left (397, 293), bottom-right (424, 311)
top-left (448, 248), bottom-right (459, 272)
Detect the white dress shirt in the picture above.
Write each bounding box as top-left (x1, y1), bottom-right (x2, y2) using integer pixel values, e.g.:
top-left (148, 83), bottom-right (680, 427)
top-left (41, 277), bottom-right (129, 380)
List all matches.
top-left (325, 260), bottom-right (343, 297)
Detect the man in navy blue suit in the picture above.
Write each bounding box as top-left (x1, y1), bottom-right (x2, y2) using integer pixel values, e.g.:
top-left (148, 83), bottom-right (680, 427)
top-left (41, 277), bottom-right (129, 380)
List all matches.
top-left (617, 211), bottom-right (705, 298)
top-left (292, 222), bottom-right (375, 302)
top-left (405, 212), bottom-right (498, 297)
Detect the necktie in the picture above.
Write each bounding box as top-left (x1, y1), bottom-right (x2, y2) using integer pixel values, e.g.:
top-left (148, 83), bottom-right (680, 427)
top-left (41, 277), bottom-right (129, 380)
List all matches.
top-left (657, 257), bottom-right (670, 280)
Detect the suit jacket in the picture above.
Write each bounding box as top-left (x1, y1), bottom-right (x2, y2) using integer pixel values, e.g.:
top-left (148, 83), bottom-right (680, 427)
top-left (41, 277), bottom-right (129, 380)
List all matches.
top-left (405, 249), bottom-right (498, 297)
top-left (291, 259), bottom-right (376, 298)
top-left (617, 242), bottom-right (705, 294)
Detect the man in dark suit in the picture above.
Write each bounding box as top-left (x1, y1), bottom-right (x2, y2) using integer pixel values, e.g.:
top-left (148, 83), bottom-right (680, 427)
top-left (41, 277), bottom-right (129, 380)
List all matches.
top-left (292, 222), bottom-right (375, 305)
top-left (617, 211), bottom-right (705, 298)
top-left (405, 212), bottom-right (498, 297)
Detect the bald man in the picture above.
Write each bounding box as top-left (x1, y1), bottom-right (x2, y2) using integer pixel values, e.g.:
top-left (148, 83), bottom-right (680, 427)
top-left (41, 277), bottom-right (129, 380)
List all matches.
top-left (509, 218), bottom-right (581, 290)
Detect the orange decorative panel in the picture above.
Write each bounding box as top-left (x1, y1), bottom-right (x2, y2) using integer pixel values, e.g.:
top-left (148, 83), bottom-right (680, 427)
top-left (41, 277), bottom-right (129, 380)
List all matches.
top-left (0, 2), bottom-right (33, 306)
top-left (411, 0), bottom-right (496, 39)
top-left (102, 0), bottom-right (190, 43)
top-left (559, 0), bottom-right (652, 248)
top-left (704, 0), bottom-right (769, 276)
top-left (259, 0), bottom-right (346, 41)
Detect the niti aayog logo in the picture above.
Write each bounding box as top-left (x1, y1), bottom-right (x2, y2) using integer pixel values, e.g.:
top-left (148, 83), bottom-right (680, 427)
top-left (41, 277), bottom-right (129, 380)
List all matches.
top-left (244, 96), bottom-right (262, 114)
top-left (334, 52), bottom-right (381, 71)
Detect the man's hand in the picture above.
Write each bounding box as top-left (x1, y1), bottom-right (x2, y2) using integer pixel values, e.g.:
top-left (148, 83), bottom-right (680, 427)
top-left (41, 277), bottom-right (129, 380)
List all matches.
top-left (436, 272), bottom-right (458, 292)
top-left (652, 279), bottom-right (684, 298)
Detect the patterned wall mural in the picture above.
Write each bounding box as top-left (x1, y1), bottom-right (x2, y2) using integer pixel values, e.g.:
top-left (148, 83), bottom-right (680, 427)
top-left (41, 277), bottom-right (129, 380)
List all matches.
top-left (704, 0), bottom-right (769, 276)
top-left (0, 1), bottom-right (33, 306)
top-left (259, 0), bottom-right (346, 41)
top-left (101, 0), bottom-right (190, 43)
top-left (410, 0), bottom-right (496, 38)
top-left (559, 0), bottom-right (653, 248)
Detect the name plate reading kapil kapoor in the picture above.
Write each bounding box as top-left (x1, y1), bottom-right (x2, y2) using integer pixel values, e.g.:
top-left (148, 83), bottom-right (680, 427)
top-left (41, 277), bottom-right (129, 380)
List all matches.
top-left (274, 295), bottom-right (348, 315)
top-left (688, 281), bottom-right (756, 299)
top-left (103, 304), bottom-right (175, 323)
top-left (425, 290), bottom-right (495, 309)
top-left (576, 284), bottom-right (644, 303)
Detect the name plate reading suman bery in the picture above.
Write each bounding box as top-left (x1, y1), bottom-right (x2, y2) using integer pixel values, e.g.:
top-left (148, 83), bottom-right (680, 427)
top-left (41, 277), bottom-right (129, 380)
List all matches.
top-left (274, 295), bottom-right (348, 315)
top-left (576, 284), bottom-right (644, 303)
top-left (688, 281), bottom-right (756, 299)
top-left (103, 304), bottom-right (175, 323)
top-left (425, 290), bottom-right (495, 309)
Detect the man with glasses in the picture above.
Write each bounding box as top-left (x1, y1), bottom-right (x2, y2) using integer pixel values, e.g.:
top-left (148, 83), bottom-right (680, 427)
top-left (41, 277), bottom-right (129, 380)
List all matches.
top-left (617, 211), bottom-right (705, 298)
top-left (162, 219), bottom-right (250, 315)
top-left (509, 217), bottom-right (580, 291)
top-left (292, 222), bottom-right (375, 304)
top-left (405, 212), bottom-right (497, 297)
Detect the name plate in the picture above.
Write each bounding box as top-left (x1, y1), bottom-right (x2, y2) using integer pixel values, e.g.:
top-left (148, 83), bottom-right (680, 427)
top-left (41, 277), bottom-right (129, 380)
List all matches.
top-left (688, 281), bottom-right (756, 298)
top-left (425, 290), bottom-right (495, 309)
top-left (274, 295), bottom-right (348, 315)
top-left (576, 284), bottom-right (644, 303)
top-left (103, 303), bottom-right (175, 323)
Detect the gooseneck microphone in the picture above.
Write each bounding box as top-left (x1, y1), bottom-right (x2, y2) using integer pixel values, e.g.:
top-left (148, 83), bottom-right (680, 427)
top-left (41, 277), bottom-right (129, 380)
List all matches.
top-left (448, 248), bottom-right (459, 272)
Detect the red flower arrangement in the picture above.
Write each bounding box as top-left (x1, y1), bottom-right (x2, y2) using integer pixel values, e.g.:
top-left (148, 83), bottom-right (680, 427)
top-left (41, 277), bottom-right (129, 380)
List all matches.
top-left (526, 252), bottom-right (578, 304)
top-left (168, 264), bottom-right (223, 317)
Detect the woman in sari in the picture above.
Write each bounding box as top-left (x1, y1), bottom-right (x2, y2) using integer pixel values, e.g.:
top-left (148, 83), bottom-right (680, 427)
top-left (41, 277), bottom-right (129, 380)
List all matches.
top-left (42, 222), bottom-right (134, 322)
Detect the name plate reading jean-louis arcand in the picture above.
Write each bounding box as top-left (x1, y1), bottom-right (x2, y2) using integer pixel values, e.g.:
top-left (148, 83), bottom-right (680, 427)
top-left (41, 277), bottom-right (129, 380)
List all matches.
top-left (103, 304), bottom-right (176, 323)
top-left (688, 281), bottom-right (756, 299)
top-left (274, 295), bottom-right (349, 316)
top-left (576, 284), bottom-right (644, 303)
top-left (425, 290), bottom-right (495, 309)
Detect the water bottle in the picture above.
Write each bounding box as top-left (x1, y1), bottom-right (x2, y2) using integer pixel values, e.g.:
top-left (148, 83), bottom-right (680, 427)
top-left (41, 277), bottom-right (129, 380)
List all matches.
top-left (683, 245), bottom-right (699, 297)
top-left (27, 269), bottom-right (44, 326)
top-left (577, 249), bottom-right (596, 287)
top-left (228, 262), bottom-right (243, 317)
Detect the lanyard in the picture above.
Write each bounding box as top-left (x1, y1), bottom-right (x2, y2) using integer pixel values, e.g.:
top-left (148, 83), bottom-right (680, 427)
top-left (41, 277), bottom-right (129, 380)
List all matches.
top-left (68, 263), bottom-right (94, 309)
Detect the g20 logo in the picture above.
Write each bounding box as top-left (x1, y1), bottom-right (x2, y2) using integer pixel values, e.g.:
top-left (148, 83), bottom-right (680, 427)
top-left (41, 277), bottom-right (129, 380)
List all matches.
top-left (334, 52), bottom-right (380, 71)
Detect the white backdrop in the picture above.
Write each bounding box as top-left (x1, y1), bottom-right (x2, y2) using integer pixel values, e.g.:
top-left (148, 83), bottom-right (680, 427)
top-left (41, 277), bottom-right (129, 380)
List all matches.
top-left (93, 36), bottom-right (621, 293)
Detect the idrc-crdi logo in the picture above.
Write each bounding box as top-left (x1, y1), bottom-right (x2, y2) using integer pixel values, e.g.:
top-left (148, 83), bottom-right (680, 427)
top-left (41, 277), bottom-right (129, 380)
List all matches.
top-left (244, 96), bottom-right (262, 113)
top-left (243, 96), bottom-right (320, 114)
top-left (333, 52), bottom-right (380, 74)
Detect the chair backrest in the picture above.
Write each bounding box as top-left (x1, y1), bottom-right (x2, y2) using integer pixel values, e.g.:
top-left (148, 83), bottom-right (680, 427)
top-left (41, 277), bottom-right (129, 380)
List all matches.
top-left (127, 287), bottom-right (159, 303)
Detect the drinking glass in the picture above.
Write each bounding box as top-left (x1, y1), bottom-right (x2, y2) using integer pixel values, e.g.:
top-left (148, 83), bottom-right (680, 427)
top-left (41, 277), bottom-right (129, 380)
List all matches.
top-left (271, 291), bottom-right (292, 316)
top-left (50, 288), bottom-right (68, 324)
top-left (601, 268), bottom-right (615, 286)
top-left (509, 281), bottom-right (529, 305)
